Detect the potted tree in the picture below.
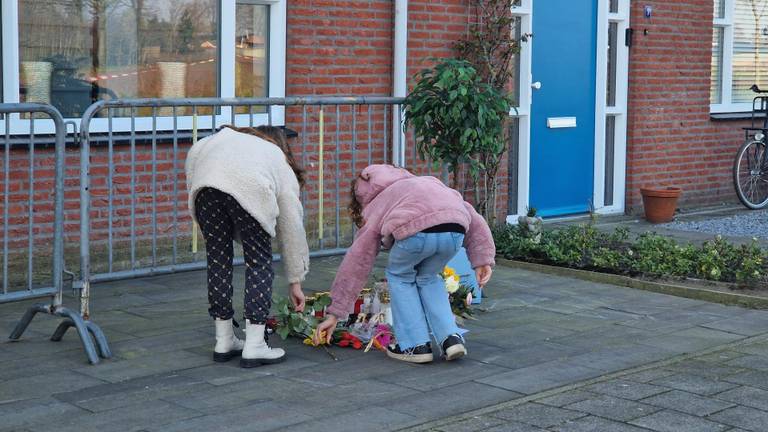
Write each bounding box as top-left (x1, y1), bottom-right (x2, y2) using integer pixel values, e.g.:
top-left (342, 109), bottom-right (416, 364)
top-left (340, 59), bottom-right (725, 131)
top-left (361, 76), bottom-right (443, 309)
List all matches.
top-left (454, 0), bottom-right (524, 223)
top-left (402, 59), bottom-right (511, 203)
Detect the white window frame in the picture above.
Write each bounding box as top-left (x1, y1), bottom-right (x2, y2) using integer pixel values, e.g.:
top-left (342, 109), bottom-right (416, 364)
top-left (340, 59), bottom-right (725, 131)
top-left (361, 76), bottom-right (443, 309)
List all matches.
top-left (595, 0), bottom-right (630, 215)
top-left (0, 0), bottom-right (286, 134)
top-left (711, 0), bottom-right (757, 113)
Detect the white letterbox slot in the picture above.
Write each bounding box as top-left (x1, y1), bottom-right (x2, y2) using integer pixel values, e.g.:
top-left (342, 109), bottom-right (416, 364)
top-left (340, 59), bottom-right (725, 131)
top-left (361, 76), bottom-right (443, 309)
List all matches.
top-left (547, 117), bottom-right (577, 129)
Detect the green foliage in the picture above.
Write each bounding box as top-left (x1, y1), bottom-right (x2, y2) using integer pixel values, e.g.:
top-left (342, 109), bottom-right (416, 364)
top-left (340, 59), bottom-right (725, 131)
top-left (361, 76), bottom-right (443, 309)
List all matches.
top-left (736, 240), bottom-right (764, 284)
top-left (492, 224), bottom-right (768, 288)
top-left (591, 227), bottom-right (632, 272)
top-left (403, 59), bottom-right (511, 188)
top-left (311, 293), bottom-right (332, 310)
top-left (272, 295), bottom-right (317, 340)
top-left (697, 236), bottom-right (764, 284)
top-left (631, 233), bottom-right (696, 277)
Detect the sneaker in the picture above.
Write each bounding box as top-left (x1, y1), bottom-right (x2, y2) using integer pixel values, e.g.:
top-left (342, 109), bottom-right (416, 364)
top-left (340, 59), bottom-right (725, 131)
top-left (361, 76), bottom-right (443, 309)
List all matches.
top-left (386, 343), bottom-right (434, 364)
top-left (442, 334), bottom-right (467, 361)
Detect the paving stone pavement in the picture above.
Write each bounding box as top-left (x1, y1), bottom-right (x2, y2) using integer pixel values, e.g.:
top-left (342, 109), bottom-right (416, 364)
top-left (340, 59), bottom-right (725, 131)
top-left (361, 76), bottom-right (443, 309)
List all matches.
top-left (3, 255), bottom-right (768, 431)
top-left (409, 336), bottom-right (768, 432)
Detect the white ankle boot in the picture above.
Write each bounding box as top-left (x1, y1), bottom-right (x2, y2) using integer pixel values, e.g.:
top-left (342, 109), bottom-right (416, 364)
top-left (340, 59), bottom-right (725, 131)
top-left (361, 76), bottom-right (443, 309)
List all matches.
top-left (213, 318), bottom-right (245, 362)
top-left (240, 321), bottom-right (285, 368)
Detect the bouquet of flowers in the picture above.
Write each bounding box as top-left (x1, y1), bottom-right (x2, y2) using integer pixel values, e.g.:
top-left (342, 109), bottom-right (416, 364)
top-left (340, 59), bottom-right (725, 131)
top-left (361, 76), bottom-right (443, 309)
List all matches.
top-left (442, 266), bottom-right (475, 323)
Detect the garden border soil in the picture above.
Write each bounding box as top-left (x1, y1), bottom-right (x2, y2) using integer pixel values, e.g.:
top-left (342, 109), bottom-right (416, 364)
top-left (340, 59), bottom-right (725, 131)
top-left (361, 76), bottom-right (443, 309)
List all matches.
top-left (497, 258), bottom-right (768, 310)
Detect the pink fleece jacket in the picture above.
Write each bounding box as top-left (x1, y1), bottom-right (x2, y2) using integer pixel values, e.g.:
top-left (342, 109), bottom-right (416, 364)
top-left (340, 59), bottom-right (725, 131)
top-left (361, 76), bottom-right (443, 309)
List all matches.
top-left (326, 164), bottom-right (496, 318)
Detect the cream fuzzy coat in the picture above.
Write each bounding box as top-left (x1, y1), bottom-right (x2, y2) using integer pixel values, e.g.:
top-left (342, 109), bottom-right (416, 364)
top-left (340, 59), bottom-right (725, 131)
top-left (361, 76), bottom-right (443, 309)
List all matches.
top-left (185, 127), bottom-right (309, 283)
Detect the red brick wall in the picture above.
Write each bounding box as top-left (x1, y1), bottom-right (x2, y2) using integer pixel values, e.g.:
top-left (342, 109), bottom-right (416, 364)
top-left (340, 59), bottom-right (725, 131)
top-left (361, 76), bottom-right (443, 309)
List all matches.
top-left (285, 0), bottom-right (396, 244)
top-left (286, 0), bottom-right (393, 96)
top-left (407, 0), bottom-right (470, 72)
top-left (626, 0), bottom-right (746, 213)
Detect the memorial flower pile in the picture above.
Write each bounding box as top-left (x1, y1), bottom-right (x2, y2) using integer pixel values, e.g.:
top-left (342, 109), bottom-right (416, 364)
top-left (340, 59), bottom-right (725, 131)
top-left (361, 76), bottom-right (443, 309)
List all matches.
top-left (270, 268), bottom-right (477, 354)
top-left (269, 279), bottom-right (396, 356)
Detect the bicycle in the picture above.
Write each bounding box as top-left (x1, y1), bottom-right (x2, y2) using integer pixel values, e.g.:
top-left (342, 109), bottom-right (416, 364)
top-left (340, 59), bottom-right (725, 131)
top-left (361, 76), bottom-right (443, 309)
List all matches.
top-left (734, 84), bottom-right (768, 209)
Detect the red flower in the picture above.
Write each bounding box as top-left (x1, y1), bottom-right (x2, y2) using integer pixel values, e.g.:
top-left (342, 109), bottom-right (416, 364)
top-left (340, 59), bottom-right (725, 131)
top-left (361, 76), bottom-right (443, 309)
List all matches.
top-left (265, 317), bottom-right (277, 329)
top-left (338, 340), bottom-right (350, 347)
top-left (352, 340), bottom-right (363, 350)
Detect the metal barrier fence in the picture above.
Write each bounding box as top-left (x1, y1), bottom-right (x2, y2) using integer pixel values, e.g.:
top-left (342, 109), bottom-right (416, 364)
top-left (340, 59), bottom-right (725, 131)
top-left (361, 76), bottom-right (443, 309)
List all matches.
top-left (79, 96), bottom-right (406, 320)
top-left (1, 103), bottom-right (110, 365)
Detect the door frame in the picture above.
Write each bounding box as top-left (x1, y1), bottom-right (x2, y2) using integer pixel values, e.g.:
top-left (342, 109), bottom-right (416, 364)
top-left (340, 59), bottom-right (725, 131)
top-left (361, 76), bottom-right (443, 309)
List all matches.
top-left (507, 0), bottom-right (630, 223)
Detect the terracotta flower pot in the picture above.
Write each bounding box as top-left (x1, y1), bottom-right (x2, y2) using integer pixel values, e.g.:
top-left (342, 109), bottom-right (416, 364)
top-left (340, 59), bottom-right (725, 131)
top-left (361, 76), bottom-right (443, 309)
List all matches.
top-left (640, 187), bottom-right (682, 223)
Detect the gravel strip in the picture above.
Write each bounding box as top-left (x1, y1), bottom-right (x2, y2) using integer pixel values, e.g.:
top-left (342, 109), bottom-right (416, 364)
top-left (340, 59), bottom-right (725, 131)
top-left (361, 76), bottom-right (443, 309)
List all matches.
top-left (662, 210), bottom-right (768, 238)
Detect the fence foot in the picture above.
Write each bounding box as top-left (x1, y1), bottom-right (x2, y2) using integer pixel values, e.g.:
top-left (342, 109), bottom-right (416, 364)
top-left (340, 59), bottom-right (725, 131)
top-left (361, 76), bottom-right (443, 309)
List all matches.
top-left (85, 321), bottom-right (112, 359)
top-left (9, 304), bottom-right (105, 365)
top-left (50, 318), bottom-right (112, 360)
top-left (8, 304), bottom-right (49, 340)
top-left (50, 319), bottom-right (73, 342)
top-left (53, 308), bottom-right (100, 365)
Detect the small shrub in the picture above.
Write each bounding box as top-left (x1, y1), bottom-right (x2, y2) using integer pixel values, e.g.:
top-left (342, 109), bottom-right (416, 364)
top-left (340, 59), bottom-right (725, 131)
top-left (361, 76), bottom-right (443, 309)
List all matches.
top-left (631, 233), bottom-right (696, 278)
top-left (697, 236), bottom-right (732, 281)
top-left (492, 223), bottom-right (768, 288)
top-left (732, 239), bottom-right (764, 286)
top-left (590, 227), bottom-right (632, 273)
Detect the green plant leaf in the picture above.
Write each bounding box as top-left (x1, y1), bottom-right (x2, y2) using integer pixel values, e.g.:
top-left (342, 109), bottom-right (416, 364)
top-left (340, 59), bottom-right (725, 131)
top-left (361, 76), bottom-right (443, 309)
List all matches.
top-left (276, 326), bottom-right (291, 340)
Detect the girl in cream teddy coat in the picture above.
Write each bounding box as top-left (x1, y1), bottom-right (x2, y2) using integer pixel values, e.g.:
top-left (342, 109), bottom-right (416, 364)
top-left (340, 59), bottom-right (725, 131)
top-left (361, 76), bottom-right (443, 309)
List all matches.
top-left (186, 125), bottom-right (309, 368)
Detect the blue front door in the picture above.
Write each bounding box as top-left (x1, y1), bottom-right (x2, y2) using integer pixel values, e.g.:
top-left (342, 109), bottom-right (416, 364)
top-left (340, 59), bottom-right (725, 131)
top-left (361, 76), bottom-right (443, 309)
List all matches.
top-left (529, 1), bottom-right (597, 217)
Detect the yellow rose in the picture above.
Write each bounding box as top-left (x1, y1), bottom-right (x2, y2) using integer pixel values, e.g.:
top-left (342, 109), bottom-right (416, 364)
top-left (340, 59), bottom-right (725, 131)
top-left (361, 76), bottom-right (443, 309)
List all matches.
top-left (303, 329), bottom-right (328, 346)
top-left (443, 266), bottom-right (456, 278)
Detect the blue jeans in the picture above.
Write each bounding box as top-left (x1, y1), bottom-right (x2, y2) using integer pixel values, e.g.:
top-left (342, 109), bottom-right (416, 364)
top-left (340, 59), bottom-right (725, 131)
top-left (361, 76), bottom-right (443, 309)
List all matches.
top-left (386, 232), bottom-right (467, 351)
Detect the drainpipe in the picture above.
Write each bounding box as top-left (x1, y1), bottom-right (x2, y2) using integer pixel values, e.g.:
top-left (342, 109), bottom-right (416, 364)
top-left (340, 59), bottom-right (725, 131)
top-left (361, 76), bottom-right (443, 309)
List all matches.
top-left (392, 0), bottom-right (408, 167)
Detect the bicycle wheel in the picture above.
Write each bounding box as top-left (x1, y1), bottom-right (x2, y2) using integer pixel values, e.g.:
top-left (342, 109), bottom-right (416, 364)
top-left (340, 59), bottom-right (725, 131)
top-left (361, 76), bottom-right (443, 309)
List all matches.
top-left (733, 140), bottom-right (768, 209)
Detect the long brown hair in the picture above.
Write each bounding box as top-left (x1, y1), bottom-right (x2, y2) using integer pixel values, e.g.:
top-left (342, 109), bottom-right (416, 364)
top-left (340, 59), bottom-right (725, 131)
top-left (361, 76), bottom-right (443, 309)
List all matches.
top-left (349, 176), bottom-right (364, 228)
top-left (221, 125), bottom-right (305, 187)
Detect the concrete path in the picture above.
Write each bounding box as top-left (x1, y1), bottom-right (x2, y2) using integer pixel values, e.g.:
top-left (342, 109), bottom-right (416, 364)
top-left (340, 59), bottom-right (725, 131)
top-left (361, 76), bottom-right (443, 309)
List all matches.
top-left (2, 256), bottom-right (768, 431)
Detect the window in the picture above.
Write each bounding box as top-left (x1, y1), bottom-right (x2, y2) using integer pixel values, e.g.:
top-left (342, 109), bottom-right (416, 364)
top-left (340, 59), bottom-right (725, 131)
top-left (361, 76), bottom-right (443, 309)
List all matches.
top-left (18, 0), bottom-right (219, 118)
top-left (711, 0), bottom-right (768, 111)
top-left (236, 2), bottom-right (269, 99)
top-left (602, 1), bottom-right (629, 210)
top-left (1, 0), bottom-right (286, 129)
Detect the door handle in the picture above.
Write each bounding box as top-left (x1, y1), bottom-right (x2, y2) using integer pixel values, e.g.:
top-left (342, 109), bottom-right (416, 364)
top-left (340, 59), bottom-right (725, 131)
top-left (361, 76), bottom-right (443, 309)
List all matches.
top-left (532, 82), bottom-right (542, 90)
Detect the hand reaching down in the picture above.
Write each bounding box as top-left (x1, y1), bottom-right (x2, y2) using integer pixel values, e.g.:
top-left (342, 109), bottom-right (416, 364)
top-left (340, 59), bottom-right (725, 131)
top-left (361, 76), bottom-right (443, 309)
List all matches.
top-left (290, 283), bottom-right (306, 312)
top-left (475, 265), bottom-right (493, 288)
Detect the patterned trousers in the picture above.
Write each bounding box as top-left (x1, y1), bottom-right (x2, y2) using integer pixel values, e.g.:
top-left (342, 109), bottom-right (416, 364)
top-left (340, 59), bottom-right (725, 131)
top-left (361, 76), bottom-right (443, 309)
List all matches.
top-left (195, 187), bottom-right (274, 323)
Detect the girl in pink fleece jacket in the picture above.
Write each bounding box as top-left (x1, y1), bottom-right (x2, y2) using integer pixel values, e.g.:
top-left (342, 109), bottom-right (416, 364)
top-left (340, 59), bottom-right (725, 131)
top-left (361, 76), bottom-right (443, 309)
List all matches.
top-left (315, 164), bottom-right (496, 363)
